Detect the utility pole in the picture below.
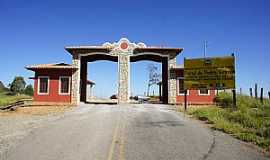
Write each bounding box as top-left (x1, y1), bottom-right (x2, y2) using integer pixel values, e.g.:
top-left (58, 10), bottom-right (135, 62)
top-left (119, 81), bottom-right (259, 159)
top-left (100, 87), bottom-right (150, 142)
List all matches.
top-left (204, 41), bottom-right (208, 58)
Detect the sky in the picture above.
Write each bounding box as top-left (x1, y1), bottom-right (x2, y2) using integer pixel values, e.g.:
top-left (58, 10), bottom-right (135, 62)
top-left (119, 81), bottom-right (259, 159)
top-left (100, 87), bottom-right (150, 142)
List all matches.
top-left (0, 0), bottom-right (270, 98)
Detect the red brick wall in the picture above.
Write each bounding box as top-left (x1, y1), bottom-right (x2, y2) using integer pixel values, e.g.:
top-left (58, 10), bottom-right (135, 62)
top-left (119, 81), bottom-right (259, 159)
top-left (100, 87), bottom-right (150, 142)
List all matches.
top-left (176, 90), bottom-right (216, 104)
top-left (33, 69), bottom-right (73, 103)
top-left (175, 69), bottom-right (216, 104)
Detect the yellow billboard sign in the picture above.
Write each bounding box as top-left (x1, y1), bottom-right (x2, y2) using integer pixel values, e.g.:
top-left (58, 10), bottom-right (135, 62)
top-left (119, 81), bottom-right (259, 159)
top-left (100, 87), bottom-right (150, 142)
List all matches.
top-left (184, 56), bottom-right (235, 90)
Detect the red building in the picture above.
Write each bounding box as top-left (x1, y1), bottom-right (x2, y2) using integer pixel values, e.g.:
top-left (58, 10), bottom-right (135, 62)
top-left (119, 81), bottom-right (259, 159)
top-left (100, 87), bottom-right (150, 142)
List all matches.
top-left (26, 63), bottom-right (77, 104)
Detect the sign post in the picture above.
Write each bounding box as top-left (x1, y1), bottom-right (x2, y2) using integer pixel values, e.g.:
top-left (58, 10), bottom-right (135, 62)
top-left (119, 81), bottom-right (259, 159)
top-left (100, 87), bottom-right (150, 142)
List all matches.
top-left (184, 55), bottom-right (236, 109)
top-left (232, 89), bottom-right (237, 110)
top-left (184, 89), bottom-right (187, 111)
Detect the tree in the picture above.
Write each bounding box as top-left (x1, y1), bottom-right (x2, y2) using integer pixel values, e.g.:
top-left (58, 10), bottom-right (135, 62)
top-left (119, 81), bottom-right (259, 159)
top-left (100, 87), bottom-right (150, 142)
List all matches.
top-left (24, 84), bottom-right (34, 96)
top-left (10, 76), bottom-right (26, 94)
top-left (147, 64), bottom-right (161, 96)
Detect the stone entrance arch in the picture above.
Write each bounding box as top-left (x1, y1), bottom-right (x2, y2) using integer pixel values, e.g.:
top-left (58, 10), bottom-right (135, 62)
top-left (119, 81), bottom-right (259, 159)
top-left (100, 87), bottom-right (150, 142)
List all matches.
top-left (65, 38), bottom-right (183, 105)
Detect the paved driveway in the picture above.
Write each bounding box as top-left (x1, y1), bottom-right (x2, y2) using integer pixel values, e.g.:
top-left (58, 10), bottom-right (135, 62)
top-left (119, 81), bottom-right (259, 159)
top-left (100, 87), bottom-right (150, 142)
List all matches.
top-left (2, 104), bottom-right (269, 160)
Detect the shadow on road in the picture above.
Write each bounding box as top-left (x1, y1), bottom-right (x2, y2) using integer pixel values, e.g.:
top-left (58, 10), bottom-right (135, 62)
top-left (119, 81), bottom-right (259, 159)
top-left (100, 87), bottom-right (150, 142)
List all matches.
top-left (137, 120), bottom-right (184, 128)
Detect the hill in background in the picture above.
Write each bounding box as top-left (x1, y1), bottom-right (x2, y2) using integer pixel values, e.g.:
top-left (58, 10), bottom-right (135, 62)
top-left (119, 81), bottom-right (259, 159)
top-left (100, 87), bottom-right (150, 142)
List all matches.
top-left (0, 81), bottom-right (8, 92)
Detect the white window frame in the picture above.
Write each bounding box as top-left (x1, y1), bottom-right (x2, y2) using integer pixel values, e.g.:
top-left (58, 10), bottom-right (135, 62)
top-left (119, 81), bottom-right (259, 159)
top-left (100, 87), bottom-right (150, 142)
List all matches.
top-left (59, 76), bottom-right (71, 95)
top-left (37, 76), bottom-right (49, 95)
top-left (198, 89), bottom-right (210, 96)
top-left (177, 77), bottom-right (189, 96)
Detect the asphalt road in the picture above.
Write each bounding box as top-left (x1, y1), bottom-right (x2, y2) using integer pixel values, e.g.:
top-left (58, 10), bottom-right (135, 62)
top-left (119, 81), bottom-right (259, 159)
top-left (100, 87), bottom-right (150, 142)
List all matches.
top-left (3, 104), bottom-right (269, 160)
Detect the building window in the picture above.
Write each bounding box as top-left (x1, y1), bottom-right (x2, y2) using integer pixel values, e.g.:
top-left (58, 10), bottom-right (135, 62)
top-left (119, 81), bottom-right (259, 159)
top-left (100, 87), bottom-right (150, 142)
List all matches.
top-left (177, 77), bottom-right (189, 95)
top-left (59, 76), bottom-right (70, 94)
top-left (38, 76), bottom-right (49, 95)
top-left (199, 89), bottom-right (210, 95)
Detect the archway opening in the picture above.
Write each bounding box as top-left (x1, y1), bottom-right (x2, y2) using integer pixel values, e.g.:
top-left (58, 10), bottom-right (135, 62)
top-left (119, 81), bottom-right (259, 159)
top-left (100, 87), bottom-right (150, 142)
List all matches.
top-left (130, 60), bottom-right (162, 104)
top-left (130, 54), bottom-right (168, 104)
top-left (80, 54), bottom-right (118, 104)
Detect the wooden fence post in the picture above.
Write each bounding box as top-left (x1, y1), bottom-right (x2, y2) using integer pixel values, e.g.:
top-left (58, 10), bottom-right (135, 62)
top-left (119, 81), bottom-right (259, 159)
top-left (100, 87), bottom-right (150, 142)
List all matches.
top-left (232, 89), bottom-right (237, 110)
top-left (249, 88), bottom-right (253, 97)
top-left (260, 88), bottom-right (263, 103)
top-left (240, 88), bottom-right (242, 95)
top-left (255, 84), bottom-right (258, 99)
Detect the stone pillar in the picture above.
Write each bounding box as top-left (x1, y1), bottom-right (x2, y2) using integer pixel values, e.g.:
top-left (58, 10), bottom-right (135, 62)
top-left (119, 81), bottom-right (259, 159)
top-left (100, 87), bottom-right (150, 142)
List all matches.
top-left (71, 53), bottom-right (81, 105)
top-left (168, 57), bottom-right (177, 104)
top-left (118, 55), bottom-right (130, 103)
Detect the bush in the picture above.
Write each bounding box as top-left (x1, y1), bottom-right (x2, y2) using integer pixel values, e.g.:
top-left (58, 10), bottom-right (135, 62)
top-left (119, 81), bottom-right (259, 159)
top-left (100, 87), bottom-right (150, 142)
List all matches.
top-left (227, 111), bottom-right (259, 128)
top-left (257, 127), bottom-right (270, 139)
top-left (214, 92), bottom-right (233, 107)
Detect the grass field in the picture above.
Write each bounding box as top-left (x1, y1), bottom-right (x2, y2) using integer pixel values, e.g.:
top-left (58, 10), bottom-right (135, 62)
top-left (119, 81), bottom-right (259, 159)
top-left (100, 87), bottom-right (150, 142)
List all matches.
top-left (0, 90), bottom-right (31, 107)
top-left (179, 92), bottom-right (270, 151)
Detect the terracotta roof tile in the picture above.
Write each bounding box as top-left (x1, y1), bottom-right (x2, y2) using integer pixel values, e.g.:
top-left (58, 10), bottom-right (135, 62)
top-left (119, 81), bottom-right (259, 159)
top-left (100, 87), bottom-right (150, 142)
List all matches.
top-left (25, 63), bottom-right (78, 70)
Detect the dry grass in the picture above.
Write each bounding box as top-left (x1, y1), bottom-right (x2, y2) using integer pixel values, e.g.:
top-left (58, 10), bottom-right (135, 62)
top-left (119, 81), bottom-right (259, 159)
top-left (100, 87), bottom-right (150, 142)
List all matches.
top-left (177, 92), bottom-right (270, 151)
top-left (0, 91), bottom-right (31, 107)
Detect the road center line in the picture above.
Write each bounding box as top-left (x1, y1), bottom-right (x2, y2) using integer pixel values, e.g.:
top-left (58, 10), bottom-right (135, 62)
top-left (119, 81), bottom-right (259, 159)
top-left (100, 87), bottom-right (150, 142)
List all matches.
top-left (107, 118), bottom-right (120, 160)
top-left (119, 122), bottom-right (126, 160)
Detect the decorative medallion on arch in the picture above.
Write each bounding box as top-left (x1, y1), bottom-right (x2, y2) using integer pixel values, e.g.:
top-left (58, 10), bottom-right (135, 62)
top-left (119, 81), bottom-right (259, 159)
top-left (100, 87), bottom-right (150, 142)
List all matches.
top-left (102, 38), bottom-right (147, 56)
top-left (120, 42), bottom-right (128, 50)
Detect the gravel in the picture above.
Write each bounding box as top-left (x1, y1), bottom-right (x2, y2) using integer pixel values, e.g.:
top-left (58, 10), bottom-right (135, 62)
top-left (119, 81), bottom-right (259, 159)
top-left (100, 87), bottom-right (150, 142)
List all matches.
top-left (0, 106), bottom-right (72, 157)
